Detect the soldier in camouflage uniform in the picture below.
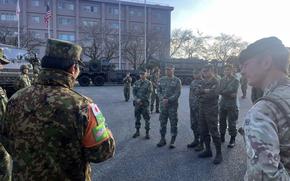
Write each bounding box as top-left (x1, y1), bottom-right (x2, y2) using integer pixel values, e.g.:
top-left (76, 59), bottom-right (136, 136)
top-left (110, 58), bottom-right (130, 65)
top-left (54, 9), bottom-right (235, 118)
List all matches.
top-left (250, 87), bottom-right (263, 104)
top-left (0, 49), bottom-right (12, 181)
top-left (15, 64), bottom-right (31, 90)
top-left (197, 65), bottom-right (223, 164)
top-left (123, 72), bottom-right (132, 102)
top-left (157, 64), bottom-right (181, 149)
top-left (132, 69), bottom-right (152, 139)
top-left (240, 74), bottom-right (248, 99)
top-left (219, 64), bottom-right (240, 148)
top-left (187, 70), bottom-right (203, 151)
top-left (239, 37), bottom-right (290, 180)
top-left (149, 67), bottom-right (160, 114)
top-left (1, 39), bottom-right (115, 180)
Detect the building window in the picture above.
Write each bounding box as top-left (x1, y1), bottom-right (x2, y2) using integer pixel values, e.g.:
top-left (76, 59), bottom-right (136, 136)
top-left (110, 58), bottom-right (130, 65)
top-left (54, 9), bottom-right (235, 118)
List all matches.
top-left (82, 5), bottom-right (99, 13)
top-left (0, 13), bottom-right (17, 21)
top-left (58, 0), bottom-right (74, 11)
top-left (58, 17), bottom-right (74, 25)
top-left (109, 7), bottom-right (119, 16)
top-left (58, 34), bottom-right (75, 41)
top-left (31, 0), bottom-right (40, 7)
top-left (0, 0), bottom-right (16, 4)
top-left (130, 9), bottom-right (142, 17)
top-left (82, 20), bottom-right (97, 26)
top-left (111, 22), bottom-right (119, 30)
top-left (31, 31), bottom-right (41, 38)
top-left (31, 16), bottom-right (40, 23)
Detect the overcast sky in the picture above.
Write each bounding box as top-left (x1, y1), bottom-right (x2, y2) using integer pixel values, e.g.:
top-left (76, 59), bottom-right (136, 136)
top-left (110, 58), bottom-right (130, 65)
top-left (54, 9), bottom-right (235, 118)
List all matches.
top-left (148, 0), bottom-right (290, 46)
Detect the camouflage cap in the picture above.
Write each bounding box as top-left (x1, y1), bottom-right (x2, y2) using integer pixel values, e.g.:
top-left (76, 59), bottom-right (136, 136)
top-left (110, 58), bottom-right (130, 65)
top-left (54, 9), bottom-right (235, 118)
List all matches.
top-left (202, 64), bottom-right (214, 71)
top-left (0, 48), bottom-right (10, 65)
top-left (20, 64), bottom-right (30, 70)
top-left (44, 38), bottom-right (84, 65)
top-left (166, 64), bottom-right (175, 69)
top-left (239, 36), bottom-right (289, 64)
top-left (138, 68), bottom-right (147, 74)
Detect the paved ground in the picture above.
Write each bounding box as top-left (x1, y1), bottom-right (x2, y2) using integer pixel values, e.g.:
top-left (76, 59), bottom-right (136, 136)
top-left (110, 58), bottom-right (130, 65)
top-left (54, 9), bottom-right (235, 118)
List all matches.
top-left (75, 85), bottom-right (253, 181)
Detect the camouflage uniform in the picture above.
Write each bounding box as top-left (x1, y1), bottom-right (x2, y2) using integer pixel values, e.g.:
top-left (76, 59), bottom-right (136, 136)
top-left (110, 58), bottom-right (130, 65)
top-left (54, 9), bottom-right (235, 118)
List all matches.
top-left (16, 65), bottom-right (31, 90)
top-left (1, 39), bottom-right (115, 181)
top-left (250, 87), bottom-right (264, 104)
top-left (240, 75), bottom-right (248, 98)
top-left (149, 71), bottom-right (160, 113)
top-left (0, 49), bottom-right (12, 181)
top-left (219, 75), bottom-right (239, 145)
top-left (132, 76), bottom-right (152, 138)
top-left (188, 78), bottom-right (203, 147)
top-left (0, 87), bottom-right (12, 181)
top-left (198, 75), bottom-right (222, 163)
top-left (243, 77), bottom-right (290, 180)
top-left (157, 75), bottom-right (181, 147)
top-left (123, 75), bottom-right (132, 101)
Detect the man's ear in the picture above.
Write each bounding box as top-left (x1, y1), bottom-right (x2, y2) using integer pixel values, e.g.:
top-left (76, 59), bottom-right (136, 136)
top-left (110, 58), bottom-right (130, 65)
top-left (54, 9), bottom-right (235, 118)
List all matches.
top-left (67, 64), bottom-right (75, 74)
top-left (261, 54), bottom-right (273, 71)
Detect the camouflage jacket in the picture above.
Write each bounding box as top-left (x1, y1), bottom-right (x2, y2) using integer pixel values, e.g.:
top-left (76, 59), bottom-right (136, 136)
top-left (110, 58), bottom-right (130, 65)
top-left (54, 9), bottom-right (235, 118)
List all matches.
top-left (0, 87), bottom-right (12, 181)
top-left (133, 79), bottom-right (152, 106)
top-left (243, 77), bottom-right (290, 181)
top-left (149, 73), bottom-right (160, 89)
top-left (240, 75), bottom-right (248, 88)
top-left (189, 79), bottom-right (202, 110)
top-left (0, 87), bottom-right (8, 120)
top-left (123, 76), bottom-right (132, 87)
top-left (198, 77), bottom-right (220, 105)
top-left (16, 74), bottom-right (31, 90)
top-left (219, 75), bottom-right (239, 108)
top-left (157, 76), bottom-right (181, 104)
top-left (2, 69), bottom-right (115, 181)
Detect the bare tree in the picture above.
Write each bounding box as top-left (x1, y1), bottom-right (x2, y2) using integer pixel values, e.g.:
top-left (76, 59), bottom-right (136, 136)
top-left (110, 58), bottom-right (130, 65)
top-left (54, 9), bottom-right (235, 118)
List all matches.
top-left (170, 29), bottom-right (191, 57)
top-left (207, 33), bottom-right (248, 62)
top-left (80, 25), bottom-right (119, 62)
top-left (20, 31), bottom-right (44, 53)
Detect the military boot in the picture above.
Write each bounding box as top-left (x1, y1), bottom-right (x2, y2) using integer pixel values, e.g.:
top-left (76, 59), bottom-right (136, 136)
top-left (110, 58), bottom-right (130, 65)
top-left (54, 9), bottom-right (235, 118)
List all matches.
top-left (194, 142), bottom-right (204, 152)
top-left (145, 130), bottom-right (150, 139)
top-left (220, 134), bottom-right (225, 143)
top-left (227, 136), bottom-right (235, 148)
top-left (157, 136), bottom-right (166, 147)
top-left (187, 137), bottom-right (199, 148)
top-left (213, 144), bottom-right (223, 164)
top-left (132, 129), bottom-right (140, 138)
top-left (169, 136), bottom-right (176, 149)
top-left (198, 142), bottom-right (212, 158)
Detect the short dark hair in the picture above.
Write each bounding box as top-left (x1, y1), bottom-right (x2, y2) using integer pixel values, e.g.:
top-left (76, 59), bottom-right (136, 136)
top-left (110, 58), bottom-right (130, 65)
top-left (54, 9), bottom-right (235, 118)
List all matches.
top-left (41, 56), bottom-right (76, 71)
top-left (239, 36), bottom-right (289, 73)
top-left (202, 64), bottom-right (214, 71)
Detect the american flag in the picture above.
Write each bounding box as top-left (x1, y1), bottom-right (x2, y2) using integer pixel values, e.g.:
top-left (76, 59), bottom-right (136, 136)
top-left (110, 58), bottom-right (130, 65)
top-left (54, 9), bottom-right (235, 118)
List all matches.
top-left (44, 2), bottom-right (52, 27)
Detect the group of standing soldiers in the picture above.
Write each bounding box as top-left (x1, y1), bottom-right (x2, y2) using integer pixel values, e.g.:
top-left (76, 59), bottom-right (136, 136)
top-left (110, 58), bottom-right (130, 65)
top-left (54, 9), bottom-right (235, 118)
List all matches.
top-left (125, 63), bottom-right (243, 165)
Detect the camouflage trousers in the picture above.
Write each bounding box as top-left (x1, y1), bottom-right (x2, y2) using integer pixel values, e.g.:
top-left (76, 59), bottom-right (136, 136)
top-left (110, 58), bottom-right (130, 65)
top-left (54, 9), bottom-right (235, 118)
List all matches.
top-left (135, 105), bottom-right (150, 130)
top-left (219, 106), bottom-right (239, 137)
top-left (190, 106), bottom-right (200, 138)
top-left (159, 104), bottom-right (178, 136)
top-left (150, 89), bottom-right (159, 112)
top-left (124, 86), bottom-right (130, 101)
top-left (0, 144), bottom-right (12, 181)
top-left (199, 104), bottom-right (221, 145)
top-left (241, 85), bottom-right (247, 97)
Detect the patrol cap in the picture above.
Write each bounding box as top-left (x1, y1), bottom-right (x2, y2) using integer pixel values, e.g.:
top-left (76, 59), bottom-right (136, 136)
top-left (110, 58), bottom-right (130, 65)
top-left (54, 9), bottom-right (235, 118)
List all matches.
top-left (166, 64), bottom-right (175, 70)
top-left (202, 64), bottom-right (214, 71)
top-left (138, 68), bottom-right (147, 74)
top-left (20, 64), bottom-right (30, 70)
top-left (41, 39), bottom-right (84, 71)
top-left (239, 37), bottom-right (289, 66)
top-left (0, 48), bottom-right (10, 65)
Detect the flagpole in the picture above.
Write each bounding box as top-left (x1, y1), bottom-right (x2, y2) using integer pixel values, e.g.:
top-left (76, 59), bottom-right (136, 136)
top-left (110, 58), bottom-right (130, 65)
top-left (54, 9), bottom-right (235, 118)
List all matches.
top-left (17, 0), bottom-right (20, 48)
top-left (47, 0), bottom-right (50, 38)
top-left (144, 0), bottom-right (147, 64)
top-left (118, 0), bottom-right (121, 70)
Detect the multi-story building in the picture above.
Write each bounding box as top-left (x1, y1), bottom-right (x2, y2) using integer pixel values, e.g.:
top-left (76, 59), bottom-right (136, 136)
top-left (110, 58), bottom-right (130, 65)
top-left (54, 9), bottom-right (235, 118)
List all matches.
top-left (0, 0), bottom-right (173, 69)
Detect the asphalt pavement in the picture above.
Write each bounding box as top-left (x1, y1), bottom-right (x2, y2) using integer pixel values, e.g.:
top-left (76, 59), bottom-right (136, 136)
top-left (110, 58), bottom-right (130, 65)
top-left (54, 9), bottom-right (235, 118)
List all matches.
top-left (75, 85), bottom-right (253, 181)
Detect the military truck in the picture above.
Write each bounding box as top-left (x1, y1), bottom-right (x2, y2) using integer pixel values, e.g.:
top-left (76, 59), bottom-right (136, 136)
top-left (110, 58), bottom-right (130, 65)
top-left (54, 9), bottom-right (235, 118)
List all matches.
top-left (77, 60), bottom-right (139, 86)
top-left (0, 44), bottom-right (34, 97)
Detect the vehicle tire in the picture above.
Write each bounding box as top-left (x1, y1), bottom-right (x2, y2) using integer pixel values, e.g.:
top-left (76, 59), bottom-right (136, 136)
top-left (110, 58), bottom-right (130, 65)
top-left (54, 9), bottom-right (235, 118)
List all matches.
top-left (92, 76), bottom-right (105, 86)
top-left (78, 75), bottom-right (91, 86)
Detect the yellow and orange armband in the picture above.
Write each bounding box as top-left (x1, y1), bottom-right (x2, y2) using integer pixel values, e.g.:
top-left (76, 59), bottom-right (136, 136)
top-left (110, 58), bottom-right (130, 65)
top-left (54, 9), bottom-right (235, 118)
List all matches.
top-left (82, 103), bottom-right (111, 148)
